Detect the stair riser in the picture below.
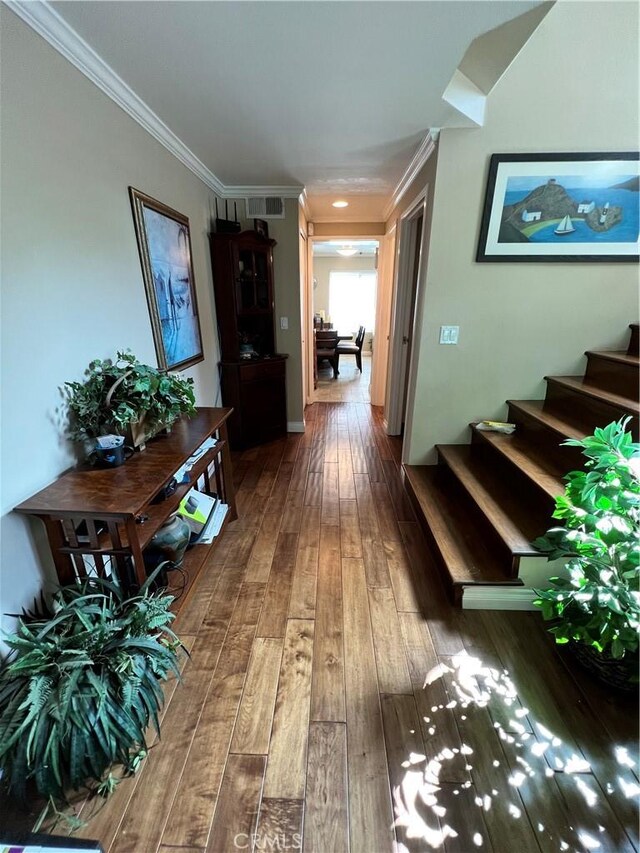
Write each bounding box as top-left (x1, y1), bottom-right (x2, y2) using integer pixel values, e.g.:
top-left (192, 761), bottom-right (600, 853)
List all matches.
top-left (584, 355), bottom-right (640, 401)
top-left (436, 451), bottom-right (526, 575)
top-left (505, 403), bottom-right (584, 469)
top-left (468, 435), bottom-right (558, 522)
top-left (629, 324), bottom-right (639, 357)
top-left (544, 380), bottom-right (639, 439)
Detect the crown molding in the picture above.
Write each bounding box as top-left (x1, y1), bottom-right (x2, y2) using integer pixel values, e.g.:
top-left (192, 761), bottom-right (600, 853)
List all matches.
top-left (383, 132), bottom-right (437, 221)
top-left (224, 185), bottom-right (304, 199)
top-left (5, 0), bottom-right (304, 200)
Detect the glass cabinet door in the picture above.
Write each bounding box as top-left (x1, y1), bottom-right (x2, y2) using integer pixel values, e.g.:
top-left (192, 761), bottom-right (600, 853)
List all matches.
top-left (235, 246), bottom-right (271, 313)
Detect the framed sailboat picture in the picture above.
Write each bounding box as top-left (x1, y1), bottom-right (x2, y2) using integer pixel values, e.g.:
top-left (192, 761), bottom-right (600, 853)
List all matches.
top-left (476, 153), bottom-right (639, 262)
top-left (129, 188), bottom-right (204, 370)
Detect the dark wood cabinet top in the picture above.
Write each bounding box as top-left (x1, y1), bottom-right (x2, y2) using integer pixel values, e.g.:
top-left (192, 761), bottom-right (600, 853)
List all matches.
top-left (15, 408), bottom-right (233, 518)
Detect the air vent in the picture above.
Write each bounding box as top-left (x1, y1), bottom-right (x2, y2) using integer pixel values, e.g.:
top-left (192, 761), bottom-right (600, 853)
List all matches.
top-left (245, 197), bottom-right (286, 219)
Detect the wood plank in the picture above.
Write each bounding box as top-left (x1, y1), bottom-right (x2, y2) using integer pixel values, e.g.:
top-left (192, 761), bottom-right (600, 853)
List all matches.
top-left (255, 799), bottom-right (304, 853)
top-left (205, 754), bottom-right (265, 853)
top-left (338, 448), bottom-right (356, 500)
top-left (255, 532), bottom-right (298, 638)
top-left (108, 566), bottom-right (246, 852)
top-left (304, 471), bottom-right (323, 507)
top-left (279, 486), bottom-right (304, 534)
top-left (321, 462), bottom-right (340, 525)
top-left (299, 505), bottom-right (321, 549)
top-left (290, 447), bottom-right (311, 491)
top-left (263, 619), bottom-right (314, 799)
top-left (353, 472), bottom-right (380, 537)
top-left (368, 587), bottom-right (413, 695)
top-left (310, 525), bottom-right (345, 722)
top-left (371, 481), bottom-right (402, 542)
top-left (339, 499), bottom-right (362, 558)
top-left (439, 665), bottom-right (542, 853)
top-left (380, 693), bottom-right (448, 851)
top-left (361, 535), bottom-right (392, 588)
top-left (230, 637), bottom-right (283, 755)
top-left (381, 458), bottom-right (416, 522)
top-left (172, 552), bottom-right (225, 636)
top-left (288, 544), bottom-right (318, 619)
top-left (439, 783), bottom-right (495, 853)
top-left (384, 538), bottom-right (420, 613)
top-left (342, 556), bottom-right (395, 851)
top-left (161, 582), bottom-right (266, 848)
top-left (555, 771), bottom-right (637, 852)
top-left (245, 512), bottom-right (281, 582)
top-left (399, 613), bottom-right (470, 784)
top-left (303, 722), bottom-right (349, 853)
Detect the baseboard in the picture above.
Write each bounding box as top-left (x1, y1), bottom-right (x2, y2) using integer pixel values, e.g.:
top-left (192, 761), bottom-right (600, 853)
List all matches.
top-left (462, 586), bottom-right (539, 611)
top-left (287, 421), bottom-right (305, 433)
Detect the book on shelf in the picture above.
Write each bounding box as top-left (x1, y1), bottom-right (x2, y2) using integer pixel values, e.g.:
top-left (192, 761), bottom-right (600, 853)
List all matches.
top-left (177, 488), bottom-right (219, 540)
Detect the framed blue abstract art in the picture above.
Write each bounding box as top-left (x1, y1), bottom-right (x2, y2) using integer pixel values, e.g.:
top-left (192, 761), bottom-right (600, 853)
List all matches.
top-left (129, 187), bottom-right (204, 370)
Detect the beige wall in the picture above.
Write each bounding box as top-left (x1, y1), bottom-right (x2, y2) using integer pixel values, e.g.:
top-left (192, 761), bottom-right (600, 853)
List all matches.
top-left (312, 222), bottom-right (386, 237)
top-left (0, 9), bottom-right (302, 637)
top-left (392, 1), bottom-right (640, 464)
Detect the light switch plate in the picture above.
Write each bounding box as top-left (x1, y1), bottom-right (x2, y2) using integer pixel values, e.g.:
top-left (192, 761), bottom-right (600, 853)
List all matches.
top-left (280, 317), bottom-right (289, 330)
top-left (439, 325), bottom-right (459, 345)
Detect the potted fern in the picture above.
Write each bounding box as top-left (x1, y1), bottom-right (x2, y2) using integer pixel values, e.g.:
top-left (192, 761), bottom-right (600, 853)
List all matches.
top-left (533, 418), bottom-right (640, 690)
top-left (65, 350), bottom-right (197, 450)
top-left (0, 570), bottom-right (184, 805)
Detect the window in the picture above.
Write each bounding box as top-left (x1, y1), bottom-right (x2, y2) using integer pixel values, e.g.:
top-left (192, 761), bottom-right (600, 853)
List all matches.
top-left (328, 271), bottom-right (377, 336)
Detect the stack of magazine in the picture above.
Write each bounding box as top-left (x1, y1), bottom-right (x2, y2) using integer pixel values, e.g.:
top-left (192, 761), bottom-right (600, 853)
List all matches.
top-left (177, 487), bottom-right (228, 545)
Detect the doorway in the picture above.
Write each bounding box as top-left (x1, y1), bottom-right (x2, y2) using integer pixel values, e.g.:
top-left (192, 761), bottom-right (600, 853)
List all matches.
top-left (309, 240), bottom-right (379, 403)
top-left (385, 189), bottom-right (429, 440)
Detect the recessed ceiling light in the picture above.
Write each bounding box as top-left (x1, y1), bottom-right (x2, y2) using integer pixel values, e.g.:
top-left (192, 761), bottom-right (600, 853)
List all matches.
top-left (332, 200), bottom-right (349, 208)
top-left (336, 245), bottom-right (358, 257)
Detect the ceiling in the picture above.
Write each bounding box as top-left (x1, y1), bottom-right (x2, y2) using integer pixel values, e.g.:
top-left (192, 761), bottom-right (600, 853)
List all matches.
top-left (44, 1), bottom-right (545, 221)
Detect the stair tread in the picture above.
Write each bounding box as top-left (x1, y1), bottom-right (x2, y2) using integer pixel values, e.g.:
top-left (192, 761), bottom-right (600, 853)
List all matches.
top-left (403, 464), bottom-right (520, 586)
top-left (545, 374), bottom-right (638, 412)
top-left (585, 349), bottom-right (640, 367)
top-left (438, 443), bottom-right (548, 553)
top-left (507, 399), bottom-right (588, 441)
top-left (470, 425), bottom-right (566, 502)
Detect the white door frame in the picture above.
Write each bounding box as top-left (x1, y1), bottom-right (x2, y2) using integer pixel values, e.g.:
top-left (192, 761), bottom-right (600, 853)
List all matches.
top-left (306, 233), bottom-right (384, 404)
top-left (385, 186), bottom-right (429, 437)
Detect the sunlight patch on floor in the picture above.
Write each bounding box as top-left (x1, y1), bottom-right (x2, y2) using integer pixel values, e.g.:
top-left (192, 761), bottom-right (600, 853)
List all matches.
top-left (391, 651), bottom-right (639, 851)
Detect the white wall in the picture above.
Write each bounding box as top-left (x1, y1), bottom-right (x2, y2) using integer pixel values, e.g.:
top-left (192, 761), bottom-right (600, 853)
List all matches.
top-left (0, 9), bottom-right (303, 642)
top-left (398, 1), bottom-right (639, 464)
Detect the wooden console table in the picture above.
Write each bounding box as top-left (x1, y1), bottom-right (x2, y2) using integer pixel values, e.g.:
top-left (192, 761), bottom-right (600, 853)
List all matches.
top-left (15, 408), bottom-right (237, 595)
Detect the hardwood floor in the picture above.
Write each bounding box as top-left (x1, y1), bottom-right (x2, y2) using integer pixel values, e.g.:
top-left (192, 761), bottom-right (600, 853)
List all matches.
top-left (315, 352), bottom-right (371, 402)
top-left (15, 402), bottom-right (639, 852)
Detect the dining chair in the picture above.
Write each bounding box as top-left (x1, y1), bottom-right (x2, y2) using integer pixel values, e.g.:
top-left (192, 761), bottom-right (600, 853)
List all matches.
top-left (315, 330), bottom-right (339, 379)
top-left (337, 326), bottom-right (365, 372)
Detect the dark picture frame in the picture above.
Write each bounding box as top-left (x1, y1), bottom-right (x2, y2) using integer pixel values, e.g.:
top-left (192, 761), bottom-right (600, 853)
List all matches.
top-left (476, 153), bottom-right (639, 262)
top-left (253, 218), bottom-right (269, 239)
top-left (129, 188), bottom-right (204, 370)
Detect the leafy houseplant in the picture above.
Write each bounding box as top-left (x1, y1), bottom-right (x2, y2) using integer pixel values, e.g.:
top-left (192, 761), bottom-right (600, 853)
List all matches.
top-left (0, 572), bottom-right (184, 802)
top-left (533, 418), bottom-right (640, 687)
top-left (65, 350), bottom-right (197, 447)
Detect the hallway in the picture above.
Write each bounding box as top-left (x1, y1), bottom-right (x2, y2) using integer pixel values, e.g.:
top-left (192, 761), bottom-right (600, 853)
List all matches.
top-left (51, 402), bottom-right (638, 852)
top-left (315, 352), bottom-right (372, 403)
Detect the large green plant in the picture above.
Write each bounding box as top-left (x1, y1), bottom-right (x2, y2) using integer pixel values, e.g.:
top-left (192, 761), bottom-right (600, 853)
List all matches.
top-left (533, 418), bottom-right (640, 660)
top-left (65, 350), bottom-right (196, 442)
top-left (0, 571), bottom-right (184, 801)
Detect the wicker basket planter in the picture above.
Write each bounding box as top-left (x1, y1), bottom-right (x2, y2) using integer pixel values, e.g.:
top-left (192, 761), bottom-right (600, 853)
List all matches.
top-left (570, 642), bottom-right (639, 693)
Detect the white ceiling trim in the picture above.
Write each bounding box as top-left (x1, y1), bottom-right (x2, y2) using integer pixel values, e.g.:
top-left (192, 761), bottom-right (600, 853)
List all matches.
top-left (382, 132), bottom-right (437, 222)
top-left (5, 0), bottom-right (304, 200)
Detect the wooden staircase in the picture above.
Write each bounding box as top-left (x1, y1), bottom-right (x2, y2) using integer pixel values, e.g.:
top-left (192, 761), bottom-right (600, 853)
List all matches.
top-left (403, 323), bottom-right (640, 604)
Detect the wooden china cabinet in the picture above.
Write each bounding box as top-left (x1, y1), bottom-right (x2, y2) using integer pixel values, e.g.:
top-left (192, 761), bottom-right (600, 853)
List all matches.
top-left (209, 230), bottom-right (287, 449)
